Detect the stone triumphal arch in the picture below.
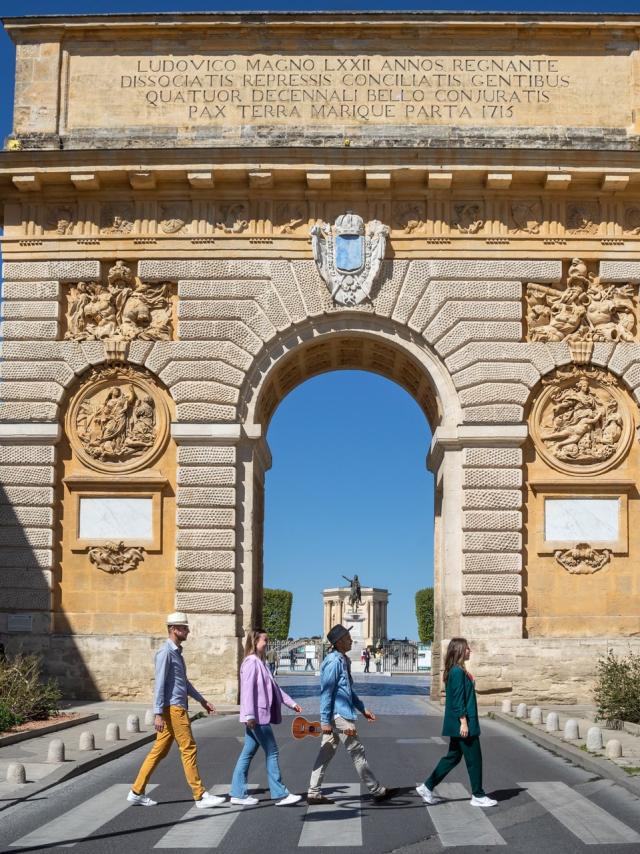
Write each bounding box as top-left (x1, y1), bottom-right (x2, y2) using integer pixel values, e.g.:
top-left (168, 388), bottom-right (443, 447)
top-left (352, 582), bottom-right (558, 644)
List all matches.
top-left (1, 12), bottom-right (640, 702)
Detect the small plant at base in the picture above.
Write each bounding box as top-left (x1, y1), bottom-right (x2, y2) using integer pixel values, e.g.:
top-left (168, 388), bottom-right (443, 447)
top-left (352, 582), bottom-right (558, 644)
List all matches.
top-left (593, 649), bottom-right (640, 726)
top-left (0, 654), bottom-right (60, 724)
top-left (0, 703), bottom-right (22, 733)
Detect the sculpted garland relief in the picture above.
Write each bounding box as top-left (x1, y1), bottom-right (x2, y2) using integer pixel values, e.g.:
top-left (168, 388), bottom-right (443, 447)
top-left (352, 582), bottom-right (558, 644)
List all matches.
top-left (88, 541), bottom-right (146, 574)
top-left (65, 260), bottom-right (174, 342)
top-left (554, 543), bottom-right (611, 575)
top-left (531, 367), bottom-right (632, 475)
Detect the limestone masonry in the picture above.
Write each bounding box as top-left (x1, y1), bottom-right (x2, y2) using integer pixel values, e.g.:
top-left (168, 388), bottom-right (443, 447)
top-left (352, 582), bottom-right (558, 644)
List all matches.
top-left (0, 12), bottom-right (639, 703)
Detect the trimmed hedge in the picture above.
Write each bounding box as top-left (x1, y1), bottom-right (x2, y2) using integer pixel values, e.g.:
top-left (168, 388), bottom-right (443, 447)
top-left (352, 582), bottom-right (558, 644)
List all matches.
top-left (263, 588), bottom-right (293, 640)
top-left (415, 587), bottom-right (434, 644)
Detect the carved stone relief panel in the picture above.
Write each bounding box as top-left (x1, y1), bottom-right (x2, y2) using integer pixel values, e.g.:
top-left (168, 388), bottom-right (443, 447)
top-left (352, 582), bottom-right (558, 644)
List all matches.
top-left (100, 205), bottom-right (135, 235)
top-left (526, 258), bottom-right (637, 344)
top-left (509, 199), bottom-right (542, 235)
top-left (45, 205), bottom-right (76, 235)
top-left (274, 201), bottom-right (308, 234)
top-left (565, 202), bottom-right (600, 235)
top-left (216, 202), bottom-right (249, 233)
top-left (64, 260), bottom-right (174, 342)
top-left (554, 543), bottom-right (611, 574)
top-left (531, 366), bottom-right (633, 475)
top-left (392, 201), bottom-right (426, 234)
top-left (88, 541), bottom-right (146, 574)
top-left (159, 202), bottom-right (190, 234)
top-left (451, 201), bottom-right (484, 234)
top-left (66, 365), bottom-right (170, 474)
top-left (623, 206), bottom-right (640, 236)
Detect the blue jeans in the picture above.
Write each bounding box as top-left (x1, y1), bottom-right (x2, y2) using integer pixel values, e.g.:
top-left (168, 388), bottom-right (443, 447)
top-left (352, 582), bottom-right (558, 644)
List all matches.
top-left (230, 724), bottom-right (289, 800)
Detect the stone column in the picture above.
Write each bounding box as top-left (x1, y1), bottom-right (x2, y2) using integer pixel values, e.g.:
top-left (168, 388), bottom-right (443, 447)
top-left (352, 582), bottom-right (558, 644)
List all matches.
top-left (428, 424), bottom-right (526, 696)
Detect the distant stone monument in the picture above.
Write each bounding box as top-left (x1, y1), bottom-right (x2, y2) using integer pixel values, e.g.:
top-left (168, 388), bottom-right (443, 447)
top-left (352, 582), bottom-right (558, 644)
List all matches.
top-left (323, 579), bottom-right (389, 648)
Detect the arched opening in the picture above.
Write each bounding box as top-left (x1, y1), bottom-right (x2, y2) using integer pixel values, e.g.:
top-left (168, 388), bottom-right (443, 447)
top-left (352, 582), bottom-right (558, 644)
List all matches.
top-left (263, 369), bottom-right (434, 644)
top-left (236, 324), bottom-right (458, 685)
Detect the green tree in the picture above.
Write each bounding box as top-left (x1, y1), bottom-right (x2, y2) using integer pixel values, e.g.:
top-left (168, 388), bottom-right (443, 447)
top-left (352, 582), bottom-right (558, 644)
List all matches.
top-left (415, 587), bottom-right (434, 644)
top-left (263, 588), bottom-right (293, 639)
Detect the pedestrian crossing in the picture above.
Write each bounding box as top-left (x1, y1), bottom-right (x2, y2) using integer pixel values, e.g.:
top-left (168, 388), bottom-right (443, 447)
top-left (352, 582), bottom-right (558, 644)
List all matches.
top-left (7, 780), bottom-right (640, 850)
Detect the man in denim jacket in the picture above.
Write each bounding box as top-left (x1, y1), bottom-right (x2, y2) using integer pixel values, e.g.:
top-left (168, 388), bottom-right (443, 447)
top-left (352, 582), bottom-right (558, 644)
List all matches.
top-left (307, 624), bottom-right (393, 804)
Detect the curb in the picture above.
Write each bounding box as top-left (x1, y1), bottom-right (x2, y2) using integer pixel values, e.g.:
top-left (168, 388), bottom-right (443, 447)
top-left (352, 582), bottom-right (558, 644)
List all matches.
top-left (490, 712), bottom-right (640, 798)
top-left (0, 713), bottom-right (100, 747)
top-left (0, 709), bottom-right (239, 813)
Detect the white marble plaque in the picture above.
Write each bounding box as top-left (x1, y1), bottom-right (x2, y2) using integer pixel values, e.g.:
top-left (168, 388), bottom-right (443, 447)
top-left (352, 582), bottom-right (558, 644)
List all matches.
top-left (544, 498), bottom-right (619, 542)
top-left (79, 497), bottom-right (153, 540)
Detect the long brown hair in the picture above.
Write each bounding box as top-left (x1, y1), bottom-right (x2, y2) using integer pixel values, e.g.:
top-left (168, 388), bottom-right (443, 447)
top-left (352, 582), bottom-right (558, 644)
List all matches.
top-left (442, 637), bottom-right (469, 686)
top-left (244, 628), bottom-right (268, 660)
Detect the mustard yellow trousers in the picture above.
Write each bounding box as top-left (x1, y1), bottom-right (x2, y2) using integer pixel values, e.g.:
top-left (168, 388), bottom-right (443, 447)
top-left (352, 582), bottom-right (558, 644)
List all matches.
top-left (132, 705), bottom-right (205, 800)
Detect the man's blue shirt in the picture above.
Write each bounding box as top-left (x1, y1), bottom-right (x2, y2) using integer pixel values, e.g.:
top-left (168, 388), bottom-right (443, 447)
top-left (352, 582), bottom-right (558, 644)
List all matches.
top-left (153, 639), bottom-right (204, 714)
top-left (319, 649), bottom-right (366, 725)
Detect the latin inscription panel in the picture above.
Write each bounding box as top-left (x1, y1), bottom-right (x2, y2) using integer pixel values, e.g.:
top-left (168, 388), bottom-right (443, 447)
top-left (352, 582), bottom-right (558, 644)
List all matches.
top-left (65, 51), bottom-right (631, 132)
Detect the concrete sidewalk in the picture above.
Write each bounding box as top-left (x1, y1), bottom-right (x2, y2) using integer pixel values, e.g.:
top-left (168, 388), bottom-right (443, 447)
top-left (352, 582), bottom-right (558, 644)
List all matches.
top-left (0, 699), bottom-right (239, 811)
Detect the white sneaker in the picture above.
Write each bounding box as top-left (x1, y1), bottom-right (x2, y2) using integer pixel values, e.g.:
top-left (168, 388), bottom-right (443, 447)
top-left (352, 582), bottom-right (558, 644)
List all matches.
top-left (275, 793), bottom-right (302, 806)
top-left (470, 795), bottom-right (498, 808)
top-left (195, 792), bottom-right (226, 809)
top-left (230, 795), bottom-right (259, 806)
top-left (127, 790), bottom-right (157, 807)
top-left (416, 784), bottom-right (442, 805)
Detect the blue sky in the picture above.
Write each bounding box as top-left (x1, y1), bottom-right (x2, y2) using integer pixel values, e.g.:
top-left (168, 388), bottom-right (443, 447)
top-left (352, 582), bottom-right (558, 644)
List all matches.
top-left (1, 1), bottom-right (637, 637)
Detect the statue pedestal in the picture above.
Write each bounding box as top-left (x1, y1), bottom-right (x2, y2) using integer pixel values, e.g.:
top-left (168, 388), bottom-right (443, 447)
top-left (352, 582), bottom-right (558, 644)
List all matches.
top-left (346, 611), bottom-right (365, 672)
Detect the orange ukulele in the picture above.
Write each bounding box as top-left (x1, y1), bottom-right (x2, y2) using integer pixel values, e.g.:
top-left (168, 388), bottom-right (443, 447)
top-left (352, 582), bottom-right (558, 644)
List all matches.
top-left (291, 716), bottom-right (323, 739)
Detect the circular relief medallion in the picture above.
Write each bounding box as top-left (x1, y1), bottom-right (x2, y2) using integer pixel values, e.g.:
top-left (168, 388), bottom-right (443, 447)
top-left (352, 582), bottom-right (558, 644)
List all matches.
top-left (67, 366), bottom-right (169, 474)
top-left (531, 368), bottom-right (633, 476)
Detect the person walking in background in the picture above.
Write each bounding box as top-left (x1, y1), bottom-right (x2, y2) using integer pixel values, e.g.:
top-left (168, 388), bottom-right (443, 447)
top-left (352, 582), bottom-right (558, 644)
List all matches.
top-left (305, 643), bottom-right (316, 671)
top-left (127, 612), bottom-right (224, 809)
top-left (307, 624), bottom-right (394, 804)
top-left (417, 637), bottom-right (497, 808)
top-left (289, 648), bottom-right (296, 671)
top-left (363, 647), bottom-right (371, 673)
top-left (230, 628), bottom-right (303, 807)
top-left (375, 649), bottom-right (383, 672)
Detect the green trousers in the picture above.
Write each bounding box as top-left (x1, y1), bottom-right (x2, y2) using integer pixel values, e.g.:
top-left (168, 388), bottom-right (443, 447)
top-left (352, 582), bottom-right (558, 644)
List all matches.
top-left (425, 735), bottom-right (485, 797)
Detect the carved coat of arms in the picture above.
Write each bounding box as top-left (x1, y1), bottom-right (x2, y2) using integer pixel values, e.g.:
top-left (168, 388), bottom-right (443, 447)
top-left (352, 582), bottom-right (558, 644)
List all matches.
top-left (311, 212), bottom-right (389, 306)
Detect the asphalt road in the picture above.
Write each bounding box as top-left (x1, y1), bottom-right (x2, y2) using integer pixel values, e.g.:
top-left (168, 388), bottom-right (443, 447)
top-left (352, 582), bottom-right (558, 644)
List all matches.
top-left (1, 675), bottom-right (639, 854)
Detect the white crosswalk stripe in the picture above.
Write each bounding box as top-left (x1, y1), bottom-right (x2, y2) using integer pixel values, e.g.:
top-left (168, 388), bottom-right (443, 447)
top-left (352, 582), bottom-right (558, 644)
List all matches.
top-left (299, 783), bottom-right (362, 847)
top-left (8, 783), bottom-right (157, 849)
top-left (154, 784), bottom-right (258, 848)
top-left (520, 781), bottom-right (640, 845)
top-left (397, 737), bottom-right (446, 745)
top-left (421, 782), bottom-right (507, 847)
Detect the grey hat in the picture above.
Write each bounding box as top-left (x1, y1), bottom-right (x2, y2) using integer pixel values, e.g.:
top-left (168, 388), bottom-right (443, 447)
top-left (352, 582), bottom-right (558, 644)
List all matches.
top-left (327, 623), bottom-right (352, 646)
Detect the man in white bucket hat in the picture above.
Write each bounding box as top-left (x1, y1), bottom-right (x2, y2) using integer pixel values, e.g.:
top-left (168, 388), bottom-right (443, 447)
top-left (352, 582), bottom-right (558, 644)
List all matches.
top-left (127, 612), bottom-right (225, 808)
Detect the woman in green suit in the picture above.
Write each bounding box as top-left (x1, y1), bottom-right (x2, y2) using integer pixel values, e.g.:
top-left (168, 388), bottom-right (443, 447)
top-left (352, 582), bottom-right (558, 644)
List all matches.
top-left (416, 637), bottom-right (497, 808)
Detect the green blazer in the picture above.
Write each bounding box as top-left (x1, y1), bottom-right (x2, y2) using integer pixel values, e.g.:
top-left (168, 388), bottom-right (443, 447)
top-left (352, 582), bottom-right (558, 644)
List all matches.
top-left (442, 665), bottom-right (480, 738)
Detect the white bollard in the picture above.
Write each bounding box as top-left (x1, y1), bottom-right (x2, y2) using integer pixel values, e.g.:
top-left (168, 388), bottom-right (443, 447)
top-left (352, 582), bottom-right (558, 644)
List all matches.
top-left (563, 719), bottom-right (579, 740)
top-left (144, 709), bottom-right (155, 726)
top-left (501, 700), bottom-right (512, 713)
top-left (105, 723), bottom-right (120, 742)
top-left (47, 738), bottom-right (65, 763)
top-left (530, 706), bottom-right (543, 725)
top-left (6, 762), bottom-right (26, 784)
top-left (586, 726), bottom-right (603, 751)
top-left (606, 739), bottom-right (623, 759)
top-left (515, 703), bottom-right (527, 719)
top-left (78, 731), bottom-right (95, 751)
top-left (126, 714), bottom-right (140, 734)
top-left (546, 712), bottom-right (560, 732)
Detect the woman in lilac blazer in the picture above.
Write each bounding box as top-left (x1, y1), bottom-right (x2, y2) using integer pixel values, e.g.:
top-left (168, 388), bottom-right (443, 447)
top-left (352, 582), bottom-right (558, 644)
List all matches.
top-left (230, 628), bottom-right (303, 806)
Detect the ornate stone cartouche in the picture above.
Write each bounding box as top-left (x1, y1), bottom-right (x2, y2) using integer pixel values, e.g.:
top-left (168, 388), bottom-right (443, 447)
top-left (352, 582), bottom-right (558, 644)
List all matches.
top-left (311, 211), bottom-right (389, 306)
